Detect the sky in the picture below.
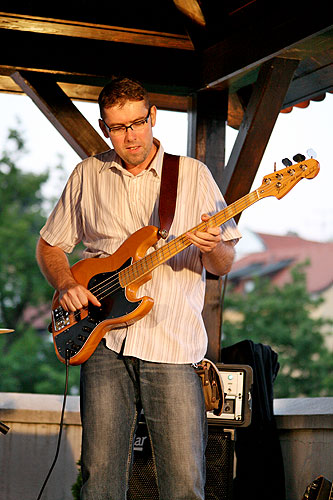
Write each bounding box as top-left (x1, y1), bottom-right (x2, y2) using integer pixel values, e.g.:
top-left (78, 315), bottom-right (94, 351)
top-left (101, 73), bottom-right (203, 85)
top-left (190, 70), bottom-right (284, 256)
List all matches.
top-left (1, 91), bottom-right (332, 252)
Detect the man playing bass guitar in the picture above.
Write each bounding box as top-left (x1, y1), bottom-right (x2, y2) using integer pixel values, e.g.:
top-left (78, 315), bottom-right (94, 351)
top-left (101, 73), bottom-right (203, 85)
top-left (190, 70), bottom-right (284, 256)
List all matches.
top-left (36, 77), bottom-right (241, 500)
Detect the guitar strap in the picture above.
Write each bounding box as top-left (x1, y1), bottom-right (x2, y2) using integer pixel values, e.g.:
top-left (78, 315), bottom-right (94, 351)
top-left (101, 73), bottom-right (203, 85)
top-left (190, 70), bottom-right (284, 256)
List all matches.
top-left (158, 152), bottom-right (180, 239)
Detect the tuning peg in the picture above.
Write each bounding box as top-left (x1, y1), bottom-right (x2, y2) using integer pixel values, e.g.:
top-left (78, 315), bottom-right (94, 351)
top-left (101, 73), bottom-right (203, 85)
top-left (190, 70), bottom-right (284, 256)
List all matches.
top-left (293, 153), bottom-right (306, 162)
top-left (306, 148), bottom-right (317, 158)
top-left (282, 158), bottom-right (292, 167)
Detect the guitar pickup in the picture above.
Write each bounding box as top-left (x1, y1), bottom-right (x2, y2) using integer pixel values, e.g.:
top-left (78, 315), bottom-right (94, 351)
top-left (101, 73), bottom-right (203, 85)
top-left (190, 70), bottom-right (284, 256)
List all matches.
top-left (66, 340), bottom-right (81, 352)
top-left (74, 310), bottom-right (81, 322)
top-left (87, 316), bottom-right (100, 326)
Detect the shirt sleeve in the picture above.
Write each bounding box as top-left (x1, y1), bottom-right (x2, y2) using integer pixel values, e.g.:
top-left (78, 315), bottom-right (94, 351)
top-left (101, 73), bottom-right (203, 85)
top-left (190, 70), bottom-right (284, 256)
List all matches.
top-left (40, 165), bottom-right (83, 253)
top-left (198, 162), bottom-right (242, 242)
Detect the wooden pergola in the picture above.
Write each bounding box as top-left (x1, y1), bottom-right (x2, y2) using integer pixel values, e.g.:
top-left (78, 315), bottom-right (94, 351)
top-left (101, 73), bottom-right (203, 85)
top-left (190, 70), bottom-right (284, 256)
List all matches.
top-left (1, 1), bottom-right (332, 360)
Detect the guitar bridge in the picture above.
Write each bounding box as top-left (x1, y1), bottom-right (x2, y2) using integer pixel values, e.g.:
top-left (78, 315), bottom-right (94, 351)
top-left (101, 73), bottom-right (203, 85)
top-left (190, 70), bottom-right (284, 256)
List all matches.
top-left (52, 306), bottom-right (70, 332)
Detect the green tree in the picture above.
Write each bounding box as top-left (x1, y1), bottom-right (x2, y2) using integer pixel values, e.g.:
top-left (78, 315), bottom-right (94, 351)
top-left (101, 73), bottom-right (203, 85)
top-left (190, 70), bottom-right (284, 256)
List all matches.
top-left (222, 263), bottom-right (333, 398)
top-left (0, 128), bottom-right (80, 394)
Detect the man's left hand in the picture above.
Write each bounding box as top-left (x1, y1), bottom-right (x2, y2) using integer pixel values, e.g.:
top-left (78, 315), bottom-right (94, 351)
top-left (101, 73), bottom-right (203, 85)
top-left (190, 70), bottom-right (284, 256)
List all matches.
top-left (186, 213), bottom-right (222, 254)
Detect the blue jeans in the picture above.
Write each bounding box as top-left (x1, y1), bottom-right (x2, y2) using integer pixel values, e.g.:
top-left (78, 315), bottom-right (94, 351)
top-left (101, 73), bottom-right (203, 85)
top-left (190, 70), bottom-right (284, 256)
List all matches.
top-left (80, 340), bottom-right (207, 500)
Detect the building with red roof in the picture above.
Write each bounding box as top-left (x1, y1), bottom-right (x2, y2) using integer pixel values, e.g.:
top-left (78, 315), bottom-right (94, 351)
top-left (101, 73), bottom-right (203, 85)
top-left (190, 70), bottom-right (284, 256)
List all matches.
top-left (231, 232), bottom-right (333, 294)
top-left (229, 231), bottom-right (333, 347)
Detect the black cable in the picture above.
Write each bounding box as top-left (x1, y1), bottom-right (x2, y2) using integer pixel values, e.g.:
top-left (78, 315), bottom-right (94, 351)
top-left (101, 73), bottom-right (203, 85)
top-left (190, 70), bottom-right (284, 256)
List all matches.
top-left (36, 351), bottom-right (70, 500)
top-left (220, 273), bottom-right (228, 329)
top-left (0, 420), bottom-right (10, 434)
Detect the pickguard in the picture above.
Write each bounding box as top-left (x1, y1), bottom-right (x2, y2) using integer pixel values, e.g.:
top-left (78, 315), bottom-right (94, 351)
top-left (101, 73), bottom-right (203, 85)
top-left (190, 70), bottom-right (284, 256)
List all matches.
top-left (54, 258), bottom-right (141, 358)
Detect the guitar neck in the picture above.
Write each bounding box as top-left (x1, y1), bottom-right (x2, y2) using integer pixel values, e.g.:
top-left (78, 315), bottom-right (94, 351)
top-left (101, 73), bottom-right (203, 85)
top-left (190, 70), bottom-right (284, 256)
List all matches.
top-left (120, 188), bottom-right (261, 287)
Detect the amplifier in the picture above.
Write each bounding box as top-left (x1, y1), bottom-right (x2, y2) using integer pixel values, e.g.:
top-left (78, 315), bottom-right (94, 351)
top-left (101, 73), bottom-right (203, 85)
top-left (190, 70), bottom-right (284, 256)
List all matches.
top-left (207, 364), bottom-right (253, 427)
top-left (127, 420), bottom-right (235, 500)
top-left (127, 364), bottom-right (253, 499)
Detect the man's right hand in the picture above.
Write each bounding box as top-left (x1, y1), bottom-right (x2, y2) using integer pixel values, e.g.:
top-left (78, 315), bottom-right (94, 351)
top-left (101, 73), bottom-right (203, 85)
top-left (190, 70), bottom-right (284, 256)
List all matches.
top-left (59, 283), bottom-right (101, 312)
top-left (36, 237), bottom-right (102, 312)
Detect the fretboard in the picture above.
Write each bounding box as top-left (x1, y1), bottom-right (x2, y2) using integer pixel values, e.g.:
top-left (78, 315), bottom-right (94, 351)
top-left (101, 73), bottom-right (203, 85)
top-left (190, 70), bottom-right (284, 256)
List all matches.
top-left (119, 188), bottom-right (261, 287)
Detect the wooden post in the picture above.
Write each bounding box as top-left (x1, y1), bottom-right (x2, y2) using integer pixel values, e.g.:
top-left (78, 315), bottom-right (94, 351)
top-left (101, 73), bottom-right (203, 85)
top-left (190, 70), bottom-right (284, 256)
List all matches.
top-left (188, 89), bottom-right (228, 362)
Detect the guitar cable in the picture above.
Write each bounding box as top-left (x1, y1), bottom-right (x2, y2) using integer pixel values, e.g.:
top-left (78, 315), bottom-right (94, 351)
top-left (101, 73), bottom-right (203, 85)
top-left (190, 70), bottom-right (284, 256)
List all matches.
top-left (220, 273), bottom-right (228, 330)
top-left (36, 349), bottom-right (70, 500)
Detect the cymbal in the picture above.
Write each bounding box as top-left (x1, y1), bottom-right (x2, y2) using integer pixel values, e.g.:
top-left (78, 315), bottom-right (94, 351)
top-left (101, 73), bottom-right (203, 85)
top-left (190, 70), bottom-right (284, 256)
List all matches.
top-left (0, 329), bottom-right (14, 334)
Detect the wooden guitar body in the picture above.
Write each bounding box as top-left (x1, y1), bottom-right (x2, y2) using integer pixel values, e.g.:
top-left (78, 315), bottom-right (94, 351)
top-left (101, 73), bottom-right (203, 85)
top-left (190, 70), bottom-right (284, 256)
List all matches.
top-left (51, 226), bottom-right (159, 365)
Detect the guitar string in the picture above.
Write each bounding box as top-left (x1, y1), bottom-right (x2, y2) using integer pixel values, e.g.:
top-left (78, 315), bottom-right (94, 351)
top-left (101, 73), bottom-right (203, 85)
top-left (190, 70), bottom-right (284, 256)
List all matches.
top-left (60, 188), bottom-right (266, 317)
top-left (54, 164), bottom-right (315, 324)
top-left (110, 189), bottom-right (262, 294)
top-left (81, 164), bottom-right (311, 304)
top-left (82, 232), bottom-right (192, 304)
top-left (58, 172), bottom-right (305, 317)
top-left (74, 217), bottom-right (220, 303)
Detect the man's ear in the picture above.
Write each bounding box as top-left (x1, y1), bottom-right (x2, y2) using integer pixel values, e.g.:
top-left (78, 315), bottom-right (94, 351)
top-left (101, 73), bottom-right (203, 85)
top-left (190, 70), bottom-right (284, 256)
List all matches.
top-left (150, 105), bottom-right (157, 127)
top-left (99, 119), bottom-right (109, 139)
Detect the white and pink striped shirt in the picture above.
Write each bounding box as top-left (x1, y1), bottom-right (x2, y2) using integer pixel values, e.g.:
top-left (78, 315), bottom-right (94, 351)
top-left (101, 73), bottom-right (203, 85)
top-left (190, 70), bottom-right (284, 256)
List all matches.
top-left (41, 140), bottom-right (241, 363)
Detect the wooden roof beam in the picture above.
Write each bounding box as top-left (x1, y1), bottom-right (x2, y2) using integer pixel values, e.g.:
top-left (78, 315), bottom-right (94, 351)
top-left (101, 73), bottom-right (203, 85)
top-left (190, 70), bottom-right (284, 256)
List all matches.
top-left (11, 70), bottom-right (109, 159)
top-left (198, 7), bottom-right (332, 90)
top-left (0, 28), bottom-right (196, 95)
top-left (0, 72), bottom-right (189, 112)
top-left (222, 57), bottom-right (300, 213)
top-left (0, 12), bottom-right (193, 50)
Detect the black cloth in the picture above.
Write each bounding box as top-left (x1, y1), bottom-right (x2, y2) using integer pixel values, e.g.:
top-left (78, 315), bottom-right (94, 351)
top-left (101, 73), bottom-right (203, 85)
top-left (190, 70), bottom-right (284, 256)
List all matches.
top-left (221, 340), bottom-right (286, 500)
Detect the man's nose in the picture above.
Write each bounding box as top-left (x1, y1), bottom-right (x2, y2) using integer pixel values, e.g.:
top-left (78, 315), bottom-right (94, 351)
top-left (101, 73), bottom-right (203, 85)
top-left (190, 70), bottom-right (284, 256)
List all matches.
top-left (124, 126), bottom-right (136, 139)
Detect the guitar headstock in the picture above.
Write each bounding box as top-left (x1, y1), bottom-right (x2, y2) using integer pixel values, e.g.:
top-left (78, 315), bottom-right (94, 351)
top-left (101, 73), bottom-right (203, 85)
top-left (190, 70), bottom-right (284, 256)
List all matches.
top-left (257, 157), bottom-right (320, 200)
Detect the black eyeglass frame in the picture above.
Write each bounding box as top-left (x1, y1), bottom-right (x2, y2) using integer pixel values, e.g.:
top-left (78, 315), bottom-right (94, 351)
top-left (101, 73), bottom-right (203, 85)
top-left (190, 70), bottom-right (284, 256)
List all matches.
top-left (101, 107), bottom-right (151, 135)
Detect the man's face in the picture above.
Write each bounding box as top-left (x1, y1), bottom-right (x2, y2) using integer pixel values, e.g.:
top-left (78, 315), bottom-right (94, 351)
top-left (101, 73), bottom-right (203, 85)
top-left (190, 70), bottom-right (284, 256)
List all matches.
top-left (99, 100), bottom-right (156, 171)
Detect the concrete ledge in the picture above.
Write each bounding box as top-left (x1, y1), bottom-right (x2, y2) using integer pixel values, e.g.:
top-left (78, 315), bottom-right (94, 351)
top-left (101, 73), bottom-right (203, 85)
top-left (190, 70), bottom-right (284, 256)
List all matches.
top-left (274, 397), bottom-right (333, 500)
top-left (2, 393), bottom-right (332, 427)
top-left (274, 397), bottom-right (333, 430)
top-left (0, 393), bottom-right (332, 500)
top-left (0, 393), bottom-right (81, 500)
top-left (0, 392), bottom-right (81, 425)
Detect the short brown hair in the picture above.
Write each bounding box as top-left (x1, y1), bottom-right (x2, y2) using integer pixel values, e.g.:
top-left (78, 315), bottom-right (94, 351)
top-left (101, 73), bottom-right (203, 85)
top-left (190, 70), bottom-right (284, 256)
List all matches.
top-left (98, 77), bottom-right (150, 117)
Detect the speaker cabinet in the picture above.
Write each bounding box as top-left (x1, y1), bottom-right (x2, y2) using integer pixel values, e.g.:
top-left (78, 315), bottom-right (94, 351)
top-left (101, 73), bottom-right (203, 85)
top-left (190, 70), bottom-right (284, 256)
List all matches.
top-left (127, 421), bottom-right (234, 500)
top-left (127, 420), bottom-right (158, 499)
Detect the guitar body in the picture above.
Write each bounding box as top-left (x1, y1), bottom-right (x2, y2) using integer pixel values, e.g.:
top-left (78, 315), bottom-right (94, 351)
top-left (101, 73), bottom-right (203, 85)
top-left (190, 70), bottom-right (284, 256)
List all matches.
top-left (51, 226), bottom-right (159, 365)
top-left (49, 157), bottom-right (320, 365)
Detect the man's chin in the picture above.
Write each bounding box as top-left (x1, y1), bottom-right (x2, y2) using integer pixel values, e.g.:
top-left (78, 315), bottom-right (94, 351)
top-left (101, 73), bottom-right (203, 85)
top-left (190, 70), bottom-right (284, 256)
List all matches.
top-left (122, 151), bottom-right (147, 167)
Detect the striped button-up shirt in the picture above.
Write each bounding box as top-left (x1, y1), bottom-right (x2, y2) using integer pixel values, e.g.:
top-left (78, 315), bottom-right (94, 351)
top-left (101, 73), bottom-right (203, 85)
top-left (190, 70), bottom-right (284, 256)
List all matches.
top-left (41, 140), bottom-right (241, 363)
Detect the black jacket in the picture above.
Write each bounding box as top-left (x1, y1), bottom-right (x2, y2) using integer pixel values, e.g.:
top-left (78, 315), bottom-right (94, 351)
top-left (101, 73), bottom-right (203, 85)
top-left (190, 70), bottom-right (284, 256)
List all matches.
top-left (221, 340), bottom-right (286, 500)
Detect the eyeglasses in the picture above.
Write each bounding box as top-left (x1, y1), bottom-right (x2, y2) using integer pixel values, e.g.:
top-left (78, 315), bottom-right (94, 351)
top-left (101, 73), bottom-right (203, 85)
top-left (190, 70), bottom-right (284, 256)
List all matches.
top-left (101, 107), bottom-right (151, 137)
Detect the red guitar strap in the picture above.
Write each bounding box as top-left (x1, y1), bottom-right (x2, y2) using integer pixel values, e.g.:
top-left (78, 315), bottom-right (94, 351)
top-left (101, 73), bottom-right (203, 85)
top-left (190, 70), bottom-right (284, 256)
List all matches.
top-left (158, 152), bottom-right (180, 239)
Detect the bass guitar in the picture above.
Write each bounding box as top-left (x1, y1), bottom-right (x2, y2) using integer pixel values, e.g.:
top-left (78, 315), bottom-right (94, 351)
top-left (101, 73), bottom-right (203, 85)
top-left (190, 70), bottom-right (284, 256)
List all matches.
top-left (51, 157), bottom-right (320, 365)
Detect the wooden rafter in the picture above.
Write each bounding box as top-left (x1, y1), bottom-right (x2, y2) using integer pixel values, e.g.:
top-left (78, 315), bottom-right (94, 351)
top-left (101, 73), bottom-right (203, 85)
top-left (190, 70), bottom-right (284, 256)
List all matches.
top-left (222, 58), bottom-right (300, 211)
top-left (0, 28), bottom-right (196, 94)
top-left (0, 12), bottom-right (193, 50)
top-left (173, 0), bottom-right (206, 27)
top-left (11, 71), bottom-right (109, 159)
top-left (0, 73), bottom-right (189, 111)
top-left (199, 11), bottom-right (333, 90)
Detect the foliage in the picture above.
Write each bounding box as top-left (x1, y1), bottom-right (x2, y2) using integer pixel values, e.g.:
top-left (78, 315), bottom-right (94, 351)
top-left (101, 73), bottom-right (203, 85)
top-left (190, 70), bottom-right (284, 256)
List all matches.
top-left (0, 129), bottom-right (50, 329)
top-left (0, 127), bottom-right (80, 394)
top-left (71, 460), bottom-right (82, 500)
top-left (0, 327), bottom-right (80, 394)
top-left (222, 263), bottom-right (333, 398)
